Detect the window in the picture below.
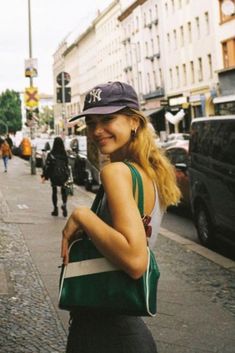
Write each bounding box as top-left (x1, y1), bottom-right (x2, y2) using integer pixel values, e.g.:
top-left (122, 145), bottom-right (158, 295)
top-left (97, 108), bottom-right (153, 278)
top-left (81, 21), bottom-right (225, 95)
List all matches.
top-left (205, 12), bottom-right (210, 35)
top-left (180, 25), bottom-right (184, 46)
top-left (153, 70), bottom-right (158, 88)
top-left (145, 41), bottom-right (149, 57)
top-left (157, 35), bottom-right (160, 52)
top-left (165, 2), bottom-right (168, 14)
top-left (167, 33), bottom-right (171, 50)
top-left (171, 0), bottom-right (175, 13)
top-left (195, 17), bottom-right (200, 39)
top-left (176, 65), bottom-right (180, 87)
top-left (137, 42), bottom-right (141, 62)
top-left (219, 0), bottom-right (235, 23)
top-left (182, 63), bottom-right (187, 85)
top-left (159, 68), bottom-right (163, 86)
top-left (173, 29), bottom-right (177, 49)
top-left (178, 0), bottom-right (182, 9)
top-left (208, 54), bottom-right (213, 78)
top-left (151, 38), bottom-right (154, 55)
top-left (170, 68), bottom-right (173, 88)
top-left (155, 4), bottom-right (158, 19)
top-left (136, 16), bottom-right (139, 31)
top-left (188, 22), bottom-right (192, 43)
top-left (149, 8), bottom-right (152, 23)
top-left (144, 13), bottom-right (147, 27)
top-left (190, 61), bottom-right (195, 83)
top-left (147, 72), bottom-right (151, 92)
top-left (222, 38), bottom-right (235, 68)
top-left (198, 57), bottom-right (203, 81)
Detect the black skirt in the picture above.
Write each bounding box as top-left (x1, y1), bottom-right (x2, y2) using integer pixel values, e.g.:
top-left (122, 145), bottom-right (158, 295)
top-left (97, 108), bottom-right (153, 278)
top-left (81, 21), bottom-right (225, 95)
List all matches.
top-left (66, 311), bottom-right (157, 353)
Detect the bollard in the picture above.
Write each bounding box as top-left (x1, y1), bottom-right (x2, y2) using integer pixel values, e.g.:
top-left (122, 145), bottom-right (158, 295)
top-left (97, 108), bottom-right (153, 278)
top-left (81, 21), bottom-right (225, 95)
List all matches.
top-left (30, 146), bottom-right (37, 175)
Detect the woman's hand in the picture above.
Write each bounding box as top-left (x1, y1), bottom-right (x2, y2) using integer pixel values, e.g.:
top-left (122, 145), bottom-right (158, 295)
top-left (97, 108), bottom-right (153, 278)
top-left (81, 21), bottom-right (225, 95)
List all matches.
top-left (61, 207), bottom-right (88, 265)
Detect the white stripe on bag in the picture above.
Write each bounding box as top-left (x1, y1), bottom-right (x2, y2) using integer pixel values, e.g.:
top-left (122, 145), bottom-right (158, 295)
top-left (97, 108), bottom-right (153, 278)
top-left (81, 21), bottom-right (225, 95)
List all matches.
top-left (64, 258), bottom-right (120, 279)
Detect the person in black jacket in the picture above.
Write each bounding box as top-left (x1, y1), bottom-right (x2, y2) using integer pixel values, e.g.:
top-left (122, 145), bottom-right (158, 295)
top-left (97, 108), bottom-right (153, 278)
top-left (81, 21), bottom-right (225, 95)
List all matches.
top-left (41, 136), bottom-right (69, 217)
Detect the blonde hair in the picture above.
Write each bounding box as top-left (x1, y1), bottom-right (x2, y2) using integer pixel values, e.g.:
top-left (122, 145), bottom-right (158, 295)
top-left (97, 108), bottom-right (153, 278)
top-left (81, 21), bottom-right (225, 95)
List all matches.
top-left (122, 108), bottom-right (181, 210)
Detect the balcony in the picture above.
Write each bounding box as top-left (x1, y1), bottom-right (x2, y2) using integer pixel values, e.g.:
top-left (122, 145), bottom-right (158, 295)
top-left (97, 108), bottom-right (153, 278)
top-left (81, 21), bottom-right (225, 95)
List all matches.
top-left (143, 87), bottom-right (165, 100)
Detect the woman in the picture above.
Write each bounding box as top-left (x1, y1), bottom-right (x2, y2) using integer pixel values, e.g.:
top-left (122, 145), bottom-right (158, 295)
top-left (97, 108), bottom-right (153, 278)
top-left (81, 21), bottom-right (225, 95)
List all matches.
top-left (1, 139), bottom-right (12, 172)
top-left (62, 82), bottom-right (181, 353)
top-left (41, 136), bottom-right (69, 217)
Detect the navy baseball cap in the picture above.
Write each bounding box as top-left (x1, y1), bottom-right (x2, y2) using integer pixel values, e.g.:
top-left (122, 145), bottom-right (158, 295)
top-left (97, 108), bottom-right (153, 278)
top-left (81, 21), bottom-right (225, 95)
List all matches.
top-left (69, 81), bottom-right (139, 123)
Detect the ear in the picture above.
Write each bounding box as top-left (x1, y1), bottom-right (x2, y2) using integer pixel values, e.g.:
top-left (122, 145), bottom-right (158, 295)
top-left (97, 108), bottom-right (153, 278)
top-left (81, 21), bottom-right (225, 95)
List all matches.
top-left (130, 116), bottom-right (140, 130)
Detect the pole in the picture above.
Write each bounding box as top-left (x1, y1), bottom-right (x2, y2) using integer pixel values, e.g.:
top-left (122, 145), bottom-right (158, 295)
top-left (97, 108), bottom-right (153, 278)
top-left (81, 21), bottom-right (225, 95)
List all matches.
top-left (61, 72), bottom-right (66, 135)
top-left (28, 0), bottom-right (36, 175)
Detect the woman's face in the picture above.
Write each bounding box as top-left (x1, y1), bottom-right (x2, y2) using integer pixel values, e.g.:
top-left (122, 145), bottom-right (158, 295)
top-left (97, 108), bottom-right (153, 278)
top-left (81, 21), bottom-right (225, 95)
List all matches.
top-left (86, 113), bottom-right (137, 160)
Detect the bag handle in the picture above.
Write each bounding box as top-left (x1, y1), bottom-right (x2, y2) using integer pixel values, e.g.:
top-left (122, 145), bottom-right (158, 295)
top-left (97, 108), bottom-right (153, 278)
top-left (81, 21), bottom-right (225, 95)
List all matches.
top-left (124, 161), bottom-right (144, 217)
top-left (91, 185), bottom-right (104, 213)
top-left (91, 162), bottom-right (144, 216)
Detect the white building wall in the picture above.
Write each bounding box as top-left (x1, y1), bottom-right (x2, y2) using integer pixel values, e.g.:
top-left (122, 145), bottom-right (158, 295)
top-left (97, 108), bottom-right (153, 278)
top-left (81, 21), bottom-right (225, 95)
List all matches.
top-left (161, 0), bottom-right (219, 97)
top-left (95, 1), bottom-right (124, 83)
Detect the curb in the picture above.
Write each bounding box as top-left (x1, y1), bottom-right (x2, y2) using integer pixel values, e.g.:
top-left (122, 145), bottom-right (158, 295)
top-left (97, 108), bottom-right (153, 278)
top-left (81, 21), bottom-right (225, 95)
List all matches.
top-left (160, 227), bottom-right (235, 272)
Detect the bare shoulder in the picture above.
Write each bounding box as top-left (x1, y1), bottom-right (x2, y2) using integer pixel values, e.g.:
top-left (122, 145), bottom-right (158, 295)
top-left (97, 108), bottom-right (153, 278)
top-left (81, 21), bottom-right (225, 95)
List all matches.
top-left (100, 162), bottom-right (132, 188)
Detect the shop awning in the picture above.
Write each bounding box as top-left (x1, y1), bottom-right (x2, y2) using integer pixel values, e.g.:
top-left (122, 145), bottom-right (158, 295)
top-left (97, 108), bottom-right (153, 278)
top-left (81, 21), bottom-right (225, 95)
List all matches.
top-left (213, 95), bottom-right (235, 104)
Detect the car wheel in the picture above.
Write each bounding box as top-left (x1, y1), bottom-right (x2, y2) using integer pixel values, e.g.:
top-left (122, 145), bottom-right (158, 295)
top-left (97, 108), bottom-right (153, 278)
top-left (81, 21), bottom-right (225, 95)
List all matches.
top-left (195, 204), bottom-right (214, 247)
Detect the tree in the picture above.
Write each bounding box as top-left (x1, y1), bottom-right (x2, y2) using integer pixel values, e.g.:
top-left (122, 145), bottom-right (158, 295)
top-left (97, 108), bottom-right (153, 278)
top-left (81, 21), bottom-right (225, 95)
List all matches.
top-left (0, 90), bottom-right (22, 134)
top-left (38, 106), bottom-right (54, 129)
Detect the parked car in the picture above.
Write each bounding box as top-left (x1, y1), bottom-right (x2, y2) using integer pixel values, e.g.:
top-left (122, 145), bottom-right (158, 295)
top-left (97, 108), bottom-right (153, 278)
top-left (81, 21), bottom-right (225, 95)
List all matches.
top-left (32, 138), bottom-right (53, 168)
top-left (165, 141), bottom-right (190, 207)
top-left (67, 136), bottom-right (88, 185)
top-left (189, 116), bottom-right (235, 248)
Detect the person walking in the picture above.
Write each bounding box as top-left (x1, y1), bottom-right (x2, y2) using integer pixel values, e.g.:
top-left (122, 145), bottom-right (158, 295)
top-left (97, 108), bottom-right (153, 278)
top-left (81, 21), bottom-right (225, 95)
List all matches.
top-left (41, 136), bottom-right (69, 217)
top-left (5, 134), bottom-right (13, 151)
top-left (61, 81), bottom-right (181, 353)
top-left (1, 139), bottom-right (12, 172)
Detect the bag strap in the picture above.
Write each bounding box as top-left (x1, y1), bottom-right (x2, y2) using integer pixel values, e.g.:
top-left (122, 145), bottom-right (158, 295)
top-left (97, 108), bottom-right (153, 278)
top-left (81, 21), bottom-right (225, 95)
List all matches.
top-left (124, 161), bottom-right (144, 217)
top-left (91, 185), bottom-right (104, 213)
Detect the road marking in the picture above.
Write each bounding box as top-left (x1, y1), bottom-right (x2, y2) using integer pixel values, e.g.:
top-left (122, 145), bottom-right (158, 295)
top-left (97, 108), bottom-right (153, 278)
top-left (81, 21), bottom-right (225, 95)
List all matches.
top-left (17, 204), bottom-right (29, 209)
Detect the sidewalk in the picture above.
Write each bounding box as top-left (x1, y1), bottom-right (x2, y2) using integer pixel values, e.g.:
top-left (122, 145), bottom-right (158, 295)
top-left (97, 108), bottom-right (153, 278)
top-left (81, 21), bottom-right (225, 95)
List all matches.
top-left (0, 156), bottom-right (235, 353)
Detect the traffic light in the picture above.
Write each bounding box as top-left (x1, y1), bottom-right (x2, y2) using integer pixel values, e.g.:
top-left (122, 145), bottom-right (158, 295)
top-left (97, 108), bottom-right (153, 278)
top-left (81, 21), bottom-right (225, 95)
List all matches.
top-left (26, 109), bottom-right (33, 120)
top-left (56, 87), bottom-right (71, 103)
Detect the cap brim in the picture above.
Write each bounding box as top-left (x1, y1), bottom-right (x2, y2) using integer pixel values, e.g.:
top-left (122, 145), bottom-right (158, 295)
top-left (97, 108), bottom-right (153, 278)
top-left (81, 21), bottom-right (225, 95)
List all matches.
top-left (68, 105), bottom-right (126, 124)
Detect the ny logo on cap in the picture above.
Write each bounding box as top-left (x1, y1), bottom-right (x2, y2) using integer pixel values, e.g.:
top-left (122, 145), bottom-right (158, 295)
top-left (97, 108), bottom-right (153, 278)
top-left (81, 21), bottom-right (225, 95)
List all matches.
top-left (88, 88), bottom-right (102, 103)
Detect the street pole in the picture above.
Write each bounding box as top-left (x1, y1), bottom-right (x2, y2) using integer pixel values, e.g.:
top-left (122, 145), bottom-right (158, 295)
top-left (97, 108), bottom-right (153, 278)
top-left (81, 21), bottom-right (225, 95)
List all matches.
top-left (28, 0), bottom-right (36, 175)
top-left (61, 72), bottom-right (66, 136)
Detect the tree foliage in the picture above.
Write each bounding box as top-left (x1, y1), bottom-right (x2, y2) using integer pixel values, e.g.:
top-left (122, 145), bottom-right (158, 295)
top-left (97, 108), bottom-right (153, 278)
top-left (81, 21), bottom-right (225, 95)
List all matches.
top-left (39, 105), bottom-right (54, 129)
top-left (0, 90), bottom-right (22, 134)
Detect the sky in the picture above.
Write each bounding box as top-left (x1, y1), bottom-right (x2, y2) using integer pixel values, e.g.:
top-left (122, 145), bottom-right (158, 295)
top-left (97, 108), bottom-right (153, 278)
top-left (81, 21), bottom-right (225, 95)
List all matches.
top-left (0, 0), bottom-right (116, 95)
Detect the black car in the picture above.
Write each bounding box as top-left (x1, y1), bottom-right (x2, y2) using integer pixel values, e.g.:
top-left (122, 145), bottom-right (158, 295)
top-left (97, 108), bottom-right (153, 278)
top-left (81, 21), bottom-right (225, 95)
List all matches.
top-left (67, 136), bottom-right (87, 185)
top-left (189, 116), bottom-right (235, 248)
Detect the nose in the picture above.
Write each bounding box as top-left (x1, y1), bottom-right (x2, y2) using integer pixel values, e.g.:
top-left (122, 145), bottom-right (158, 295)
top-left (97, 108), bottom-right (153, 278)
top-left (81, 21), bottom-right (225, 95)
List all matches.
top-left (93, 122), bottom-right (104, 135)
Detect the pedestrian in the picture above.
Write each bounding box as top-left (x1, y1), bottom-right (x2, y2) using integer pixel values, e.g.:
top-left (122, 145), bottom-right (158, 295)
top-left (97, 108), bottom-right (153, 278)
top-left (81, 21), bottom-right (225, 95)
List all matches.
top-left (61, 81), bottom-right (181, 353)
top-left (0, 139), bottom-right (12, 172)
top-left (5, 134), bottom-right (13, 151)
top-left (41, 136), bottom-right (69, 217)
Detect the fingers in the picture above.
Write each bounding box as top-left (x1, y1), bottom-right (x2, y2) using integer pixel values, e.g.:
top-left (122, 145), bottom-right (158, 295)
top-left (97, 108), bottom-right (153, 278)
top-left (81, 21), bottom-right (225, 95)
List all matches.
top-left (61, 237), bottom-right (69, 265)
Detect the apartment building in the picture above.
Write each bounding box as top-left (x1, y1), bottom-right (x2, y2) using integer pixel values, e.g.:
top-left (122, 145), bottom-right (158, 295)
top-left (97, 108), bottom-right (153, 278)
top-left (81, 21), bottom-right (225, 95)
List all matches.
top-left (53, 0), bottom-right (234, 135)
top-left (213, 0), bottom-right (235, 115)
top-left (118, 0), bottom-right (164, 121)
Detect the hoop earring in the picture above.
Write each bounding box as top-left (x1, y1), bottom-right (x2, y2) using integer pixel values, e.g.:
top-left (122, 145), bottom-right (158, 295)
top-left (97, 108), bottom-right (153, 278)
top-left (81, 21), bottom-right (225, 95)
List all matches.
top-left (131, 128), bottom-right (137, 140)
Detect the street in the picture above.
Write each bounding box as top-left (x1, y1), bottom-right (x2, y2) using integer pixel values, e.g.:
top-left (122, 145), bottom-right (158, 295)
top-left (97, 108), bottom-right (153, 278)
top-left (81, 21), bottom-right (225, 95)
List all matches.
top-left (0, 156), bottom-right (235, 353)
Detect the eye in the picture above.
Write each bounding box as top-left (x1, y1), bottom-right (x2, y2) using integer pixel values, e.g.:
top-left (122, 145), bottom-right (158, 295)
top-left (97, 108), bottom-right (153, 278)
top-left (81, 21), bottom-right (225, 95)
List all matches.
top-left (102, 115), bottom-right (116, 123)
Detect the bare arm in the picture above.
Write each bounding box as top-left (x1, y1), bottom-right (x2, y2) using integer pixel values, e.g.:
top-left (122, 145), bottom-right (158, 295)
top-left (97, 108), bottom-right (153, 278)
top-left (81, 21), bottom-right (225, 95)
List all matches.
top-left (61, 162), bottom-right (148, 279)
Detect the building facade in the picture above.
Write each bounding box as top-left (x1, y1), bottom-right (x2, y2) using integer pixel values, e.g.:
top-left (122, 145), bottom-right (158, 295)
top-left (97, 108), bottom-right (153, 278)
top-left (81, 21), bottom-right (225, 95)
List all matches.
top-left (52, 0), bottom-right (235, 136)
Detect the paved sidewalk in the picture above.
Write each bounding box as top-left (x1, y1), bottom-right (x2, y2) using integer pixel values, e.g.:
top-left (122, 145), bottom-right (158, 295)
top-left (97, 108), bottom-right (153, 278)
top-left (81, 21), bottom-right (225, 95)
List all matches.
top-left (0, 156), bottom-right (235, 353)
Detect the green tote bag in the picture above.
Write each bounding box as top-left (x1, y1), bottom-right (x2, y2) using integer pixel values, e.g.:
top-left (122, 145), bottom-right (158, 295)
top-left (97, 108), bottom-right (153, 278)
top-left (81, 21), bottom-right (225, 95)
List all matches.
top-left (58, 162), bottom-right (160, 316)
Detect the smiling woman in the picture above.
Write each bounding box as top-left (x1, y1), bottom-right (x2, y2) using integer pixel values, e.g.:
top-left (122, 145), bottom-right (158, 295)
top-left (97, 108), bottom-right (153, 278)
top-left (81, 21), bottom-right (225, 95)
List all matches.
top-left (59, 81), bottom-right (181, 353)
